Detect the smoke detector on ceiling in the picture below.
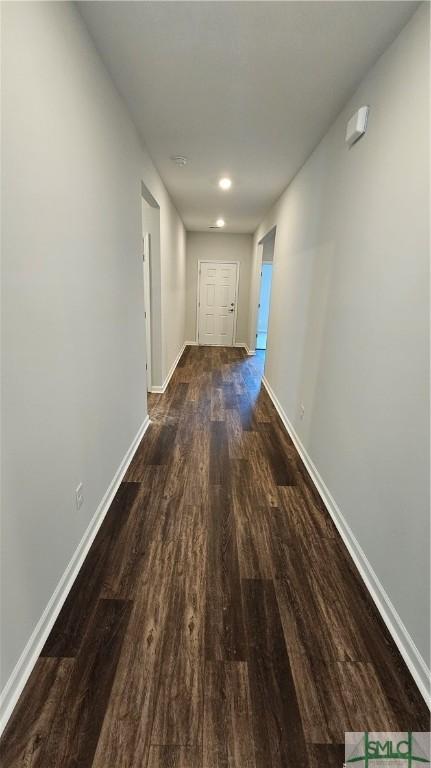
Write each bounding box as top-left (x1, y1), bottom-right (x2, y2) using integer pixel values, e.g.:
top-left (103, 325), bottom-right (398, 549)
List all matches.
top-left (172, 155), bottom-right (187, 166)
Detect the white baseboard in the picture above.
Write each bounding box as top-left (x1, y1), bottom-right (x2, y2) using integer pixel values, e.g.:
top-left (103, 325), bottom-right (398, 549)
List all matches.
top-left (150, 342), bottom-right (187, 393)
top-left (262, 375), bottom-right (430, 708)
top-left (0, 415), bottom-right (150, 736)
top-left (234, 342), bottom-right (255, 356)
top-left (185, 340), bottom-right (198, 346)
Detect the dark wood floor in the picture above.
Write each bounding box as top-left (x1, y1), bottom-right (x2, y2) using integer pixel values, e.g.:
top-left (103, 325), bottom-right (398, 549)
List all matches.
top-left (1, 345), bottom-right (428, 767)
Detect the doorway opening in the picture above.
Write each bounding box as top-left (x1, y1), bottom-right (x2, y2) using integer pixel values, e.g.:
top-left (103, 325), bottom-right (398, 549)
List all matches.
top-left (257, 263), bottom-right (273, 350)
top-left (142, 232), bottom-right (152, 390)
top-left (256, 227), bottom-right (275, 351)
top-left (141, 182), bottom-right (161, 392)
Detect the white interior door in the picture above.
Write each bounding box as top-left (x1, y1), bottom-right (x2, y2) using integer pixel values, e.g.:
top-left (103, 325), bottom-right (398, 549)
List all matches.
top-left (143, 233), bottom-right (152, 391)
top-left (198, 261), bottom-right (238, 346)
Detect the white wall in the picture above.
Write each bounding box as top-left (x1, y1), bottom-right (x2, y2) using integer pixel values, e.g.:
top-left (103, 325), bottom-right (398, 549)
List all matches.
top-left (0, 0), bottom-right (186, 720)
top-left (186, 232), bottom-right (253, 344)
top-left (250, 4), bottom-right (430, 692)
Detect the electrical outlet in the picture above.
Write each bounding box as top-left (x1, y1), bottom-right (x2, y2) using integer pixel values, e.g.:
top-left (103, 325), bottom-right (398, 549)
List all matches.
top-left (300, 403), bottom-right (305, 420)
top-left (75, 482), bottom-right (84, 510)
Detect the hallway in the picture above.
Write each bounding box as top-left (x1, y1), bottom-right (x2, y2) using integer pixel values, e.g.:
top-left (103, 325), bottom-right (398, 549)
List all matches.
top-left (0, 346), bottom-right (427, 767)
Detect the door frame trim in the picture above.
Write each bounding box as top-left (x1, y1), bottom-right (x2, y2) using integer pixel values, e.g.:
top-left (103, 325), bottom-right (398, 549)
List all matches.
top-left (142, 232), bottom-right (152, 392)
top-left (196, 260), bottom-right (240, 346)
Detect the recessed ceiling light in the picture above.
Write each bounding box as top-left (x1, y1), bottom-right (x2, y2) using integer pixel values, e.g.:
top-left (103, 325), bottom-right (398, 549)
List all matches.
top-left (216, 218), bottom-right (225, 227)
top-left (218, 177), bottom-right (232, 190)
top-left (172, 155), bottom-right (187, 166)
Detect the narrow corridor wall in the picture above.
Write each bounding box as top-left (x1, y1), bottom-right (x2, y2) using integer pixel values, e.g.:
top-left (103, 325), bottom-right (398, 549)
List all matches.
top-left (0, 0), bottom-right (186, 724)
top-left (250, 4), bottom-right (430, 692)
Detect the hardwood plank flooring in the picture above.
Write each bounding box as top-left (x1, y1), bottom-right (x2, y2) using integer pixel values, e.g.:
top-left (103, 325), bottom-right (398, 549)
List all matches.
top-left (204, 484), bottom-right (247, 662)
top-left (151, 503), bottom-right (207, 745)
top-left (147, 746), bottom-right (201, 768)
top-left (0, 659), bottom-right (74, 767)
top-left (203, 662), bottom-right (255, 768)
top-left (242, 578), bottom-right (308, 768)
top-left (1, 345), bottom-right (428, 767)
top-left (41, 599), bottom-right (131, 768)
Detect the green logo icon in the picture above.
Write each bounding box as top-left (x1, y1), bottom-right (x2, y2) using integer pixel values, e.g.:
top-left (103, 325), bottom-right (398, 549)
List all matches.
top-left (345, 732), bottom-right (430, 766)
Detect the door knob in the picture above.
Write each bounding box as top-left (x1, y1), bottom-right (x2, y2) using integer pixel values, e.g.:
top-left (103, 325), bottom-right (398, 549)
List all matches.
top-left (228, 308), bottom-right (234, 313)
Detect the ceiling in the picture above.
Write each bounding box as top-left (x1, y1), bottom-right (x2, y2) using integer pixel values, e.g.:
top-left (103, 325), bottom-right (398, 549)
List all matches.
top-left (79, 1), bottom-right (418, 233)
